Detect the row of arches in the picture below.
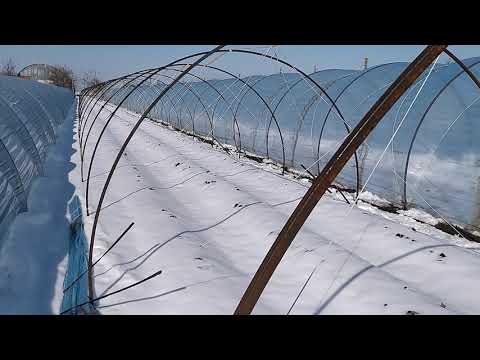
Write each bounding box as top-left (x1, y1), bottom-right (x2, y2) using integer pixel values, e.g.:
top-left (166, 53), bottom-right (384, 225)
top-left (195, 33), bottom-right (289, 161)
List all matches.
top-left (0, 75), bottom-right (74, 239)
top-left (78, 46), bottom-right (480, 305)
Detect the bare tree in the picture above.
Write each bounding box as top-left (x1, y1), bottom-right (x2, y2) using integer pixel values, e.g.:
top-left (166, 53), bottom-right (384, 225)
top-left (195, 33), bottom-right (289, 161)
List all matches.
top-left (49, 65), bottom-right (75, 90)
top-left (81, 70), bottom-right (102, 89)
top-left (1, 58), bottom-right (17, 76)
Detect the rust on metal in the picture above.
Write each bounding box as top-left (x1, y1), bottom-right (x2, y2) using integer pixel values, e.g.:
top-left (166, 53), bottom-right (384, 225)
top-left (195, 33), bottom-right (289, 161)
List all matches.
top-left (233, 45), bottom-right (448, 315)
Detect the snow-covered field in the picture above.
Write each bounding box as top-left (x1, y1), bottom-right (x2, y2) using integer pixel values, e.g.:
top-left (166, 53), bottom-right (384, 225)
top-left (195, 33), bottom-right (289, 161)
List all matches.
top-left (68, 101), bottom-right (480, 315)
top-left (4, 98), bottom-right (480, 314)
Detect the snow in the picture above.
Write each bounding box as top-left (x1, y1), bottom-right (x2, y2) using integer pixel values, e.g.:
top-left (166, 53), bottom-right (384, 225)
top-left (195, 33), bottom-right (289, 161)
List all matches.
top-left (70, 101), bottom-right (480, 315)
top-left (0, 104), bottom-right (76, 314)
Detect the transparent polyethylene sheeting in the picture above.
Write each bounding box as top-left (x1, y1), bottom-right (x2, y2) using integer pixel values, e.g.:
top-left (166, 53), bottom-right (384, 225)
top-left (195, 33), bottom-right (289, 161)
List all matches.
top-left (90, 57), bottom-right (480, 231)
top-left (0, 75), bottom-right (74, 240)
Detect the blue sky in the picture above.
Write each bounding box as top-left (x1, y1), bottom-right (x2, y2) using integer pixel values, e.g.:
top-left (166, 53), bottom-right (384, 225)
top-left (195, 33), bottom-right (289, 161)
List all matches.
top-left (1, 45), bottom-right (479, 81)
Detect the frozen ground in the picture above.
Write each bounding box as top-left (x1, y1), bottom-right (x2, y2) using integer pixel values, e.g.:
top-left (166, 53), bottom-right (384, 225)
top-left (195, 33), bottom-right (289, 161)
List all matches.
top-left (71, 101), bottom-right (480, 315)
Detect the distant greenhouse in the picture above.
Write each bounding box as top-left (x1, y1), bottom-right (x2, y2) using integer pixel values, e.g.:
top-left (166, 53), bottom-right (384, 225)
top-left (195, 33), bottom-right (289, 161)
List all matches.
top-left (18, 64), bottom-right (56, 85)
top-left (18, 64), bottom-right (74, 90)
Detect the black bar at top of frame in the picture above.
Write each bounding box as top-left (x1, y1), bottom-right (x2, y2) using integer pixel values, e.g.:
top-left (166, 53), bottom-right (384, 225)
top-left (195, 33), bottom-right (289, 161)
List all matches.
top-left (1, 6), bottom-right (479, 45)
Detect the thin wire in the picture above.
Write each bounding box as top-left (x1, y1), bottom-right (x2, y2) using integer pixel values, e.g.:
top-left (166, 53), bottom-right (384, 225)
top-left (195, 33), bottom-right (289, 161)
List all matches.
top-left (348, 55), bottom-right (440, 216)
top-left (306, 56), bottom-right (440, 312)
top-left (407, 94), bottom-right (480, 184)
top-left (286, 265), bottom-right (318, 315)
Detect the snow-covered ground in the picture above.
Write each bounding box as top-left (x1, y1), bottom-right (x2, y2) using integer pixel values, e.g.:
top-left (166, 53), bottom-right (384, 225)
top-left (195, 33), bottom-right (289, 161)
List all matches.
top-left (66, 101), bottom-right (480, 315)
top-left (0, 104), bottom-right (76, 314)
top-left (4, 98), bottom-right (480, 315)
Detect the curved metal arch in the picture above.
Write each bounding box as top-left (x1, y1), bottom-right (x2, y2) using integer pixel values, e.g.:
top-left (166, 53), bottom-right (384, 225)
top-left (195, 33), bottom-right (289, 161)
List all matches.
top-left (79, 70), bottom-right (152, 151)
top-left (24, 82), bottom-right (70, 124)
top-left (390, 65), bottom-right (435, 189)
top-left (182, 75), bottom-right (243, 149)
top-left (266, 69), bottom-right (357, 132)
top-left (80, 78), bottom-right (127, 145)
top-left (235, 67), bottom-right (355, 123)
top-left (402, 57), bottom-right (480, 208)
top-left (260, 71), bottom-right (350, 158)
top-left (305, 75), bottom-right (361, 155)
top-left (87, 45), bottom-right (226, 301)
top-left (83, 67), bottom-right (231, 203)
top-left (80, 81), bottom-right (110, 119)
top-left (82, 74), bottom-right (178, 210)
top-left (83, 51), bottom-right (226, 216)
top-left (195, 64), bottom-right (286, 169)
top-left (445, 49), bottom-right (480, 89)
top-left (82, 73), bottom-right (180, 157)
top-left (0, 87), bottom-right (57, 146)
top-left (228, 76), bottom-right (269, 156)
top-left (286, 72), bottom-right (360, 169)
top-left (315, 63), bottom-right (396, 178)
top-left (123, 79), bottom-right (183, 124)
top-left (207, 50), bottom-right (352, 161)
top-left (315, 66), bottom-right (401, 192)
top-left (166, 68), bottom-right (243, 152)
top-left (136, 78), bottom-right (194, 131)
top-left (231, 76), bottom-right (273, 154)
top-left (79, 85), bottom-right (100, 115)
top-left (150, 65), bottom-right (274, 156)
top-left (160, 68), bottom-right (244, 136)
top-left (151, 72), bottom-right (222, 135)
top-left (249, 70), bottom-right (360, 186)
top-left (152, 78), bottom-right (198, 129)
top-left (0, 96), bottom-right (43, 175)
top-left (216, 49), bottom-right (347, 124)
top-left (79, 83), bottom-right (111, 140)
top-left (0, 88), bottom-right (53, 151)
top-left (23, 88), bottom-right (59, 138)
top-left (291, 92), bottom-right (330, 167)
top-left (85, 69), bottom-right (219, 165)
top-left (230, 70), bottom-right (329, 155)
top-left (161, 83), bottom-right (188, 128)
top-left (83, 76), bottom-right (165, 213)
top-left (80, 70), bottom-right (160, 180)
top-left (172, 62), bottom-right (287, 172)
top-left (80, 79), bottom-right (119, 132)
top-left (265, 73), bottom-right (357, 176)
top-left (0, 135), bottom-right (28, 212)
top-left (81, 70), bottom-right (157, 147)
top-left (234, 45), bottom-right (447, 315)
